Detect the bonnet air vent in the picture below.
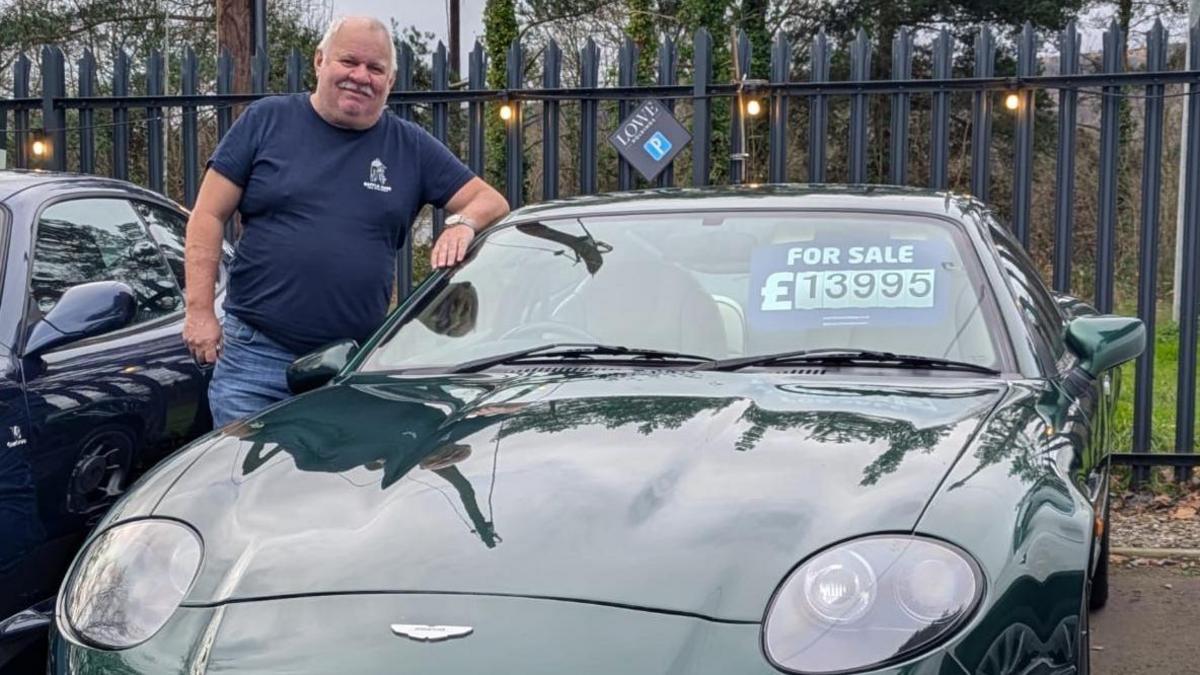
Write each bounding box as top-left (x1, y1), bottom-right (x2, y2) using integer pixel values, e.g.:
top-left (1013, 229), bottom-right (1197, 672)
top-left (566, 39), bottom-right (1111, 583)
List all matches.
top-left (508, 366), bottom-right (620, 375)
top-left (781, 368), bottom-right (828, 375)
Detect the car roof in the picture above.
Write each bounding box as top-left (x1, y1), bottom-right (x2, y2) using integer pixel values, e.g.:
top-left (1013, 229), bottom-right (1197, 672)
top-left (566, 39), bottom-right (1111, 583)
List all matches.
top-left (0, 170), bottom-right (65, 201)
top-left (0, 170), bottom-right (175, 206)
top-left (504, 183), bottom-right (985, 224)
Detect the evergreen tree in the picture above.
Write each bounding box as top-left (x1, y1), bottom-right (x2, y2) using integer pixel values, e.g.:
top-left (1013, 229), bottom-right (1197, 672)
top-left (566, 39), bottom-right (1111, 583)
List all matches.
top-left (627, 0), bottom-right (656, 83)
top-left (483, 0), bottom-right (519, 191)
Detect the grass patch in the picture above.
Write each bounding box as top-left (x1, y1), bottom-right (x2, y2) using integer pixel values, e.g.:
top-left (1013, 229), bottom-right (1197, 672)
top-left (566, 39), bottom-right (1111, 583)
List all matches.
top-left (1112, 322), bottom-right (1200, 454)
top-left (1111, 321), bottom-right (1200, 493)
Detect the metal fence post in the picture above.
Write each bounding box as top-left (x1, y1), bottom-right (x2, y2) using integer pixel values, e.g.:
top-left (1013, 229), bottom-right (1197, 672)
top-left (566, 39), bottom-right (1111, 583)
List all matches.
top-left (971, 27), bottom-right (994, 201)
top-left (251, 48), bottom-right (268, 95)
top-left (286, 48), bottom-right (304, 93)
top-left (930, 30), bottom-right (951, 190)
top-left (182, 46), bottom-right (199, 207)
top-left (0, 74), bottom-right (6, 160)
top-left (1175, 23), bottom-right (1200, 483)
top-left (618, 37), bottom-right (638, 190)
top-left (217, 49), bottom-right (233, 140)
top-left (1132, 20), bottom-right (1168, 483)
top-left (1053, 22), bottom-right (1080, 293)
top-left (889, 28), bottom-right (912, 186)
top-left (505, 39), bottom-right (524, 209)
top-left (692, 29), bottom-right (712, 186)
top-left (468, 42), bottom-right (486, 177)
top-left (41, 47), bottom-right (67, 171)
top-left (393, 44), bottom-right (414, 122)
top-left (12, 55), bottom-right (29, 169)
top-left (848, 29), bottom-right (870, 184)
top-left (113, 51), bottom-right (129, 180)
top-left (146, 49), bottom-right (165, 193)
top-left (1095, 21), bottom-right (1123, 314)
top-left (657, 36), bottom-right (677, 187)
top-left (542, 40), bottom-right (561, 201)
top-left (730, 30), bottom-right (750, 185)
top-left (433, 43), bottom-right (450, 238)
top-left (580, 38), bottom-right (599, 195)
top-left (78, 49), bottom-right (97, 175)
top-left (1012, 23), bottom-right (1036, 247)
top-left (808, 30), bottom-right (829, 183)
top-left (769, 33), bottom-right (790, 184)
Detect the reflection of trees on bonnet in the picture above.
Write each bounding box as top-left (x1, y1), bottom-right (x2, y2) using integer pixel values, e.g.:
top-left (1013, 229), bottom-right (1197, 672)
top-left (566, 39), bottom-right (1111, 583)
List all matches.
top-left (496, 396), bottom-right (739, 439)
top-left (733, 404), bottom-right (953, 485)
top-left (947, 401), bottom-right (1056, 491)
top-left (492, 393), bottom-right (955, 487)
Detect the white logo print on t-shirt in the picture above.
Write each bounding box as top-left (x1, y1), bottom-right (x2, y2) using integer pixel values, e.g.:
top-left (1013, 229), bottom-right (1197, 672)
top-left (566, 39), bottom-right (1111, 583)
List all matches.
top-left (364, 158), bottom-right (392, 193)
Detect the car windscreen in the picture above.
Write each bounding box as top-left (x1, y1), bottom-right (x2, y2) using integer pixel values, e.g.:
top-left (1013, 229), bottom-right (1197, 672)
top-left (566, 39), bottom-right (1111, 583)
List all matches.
top-left (359, 211), bottom-right (1010, 372)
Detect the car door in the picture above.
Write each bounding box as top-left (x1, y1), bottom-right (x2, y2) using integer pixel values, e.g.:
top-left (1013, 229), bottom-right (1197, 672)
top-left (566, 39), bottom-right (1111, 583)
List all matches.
top-left (0, 203), bottom-right (40, 629)
top-left (16, 196), bottom-right (207, 601)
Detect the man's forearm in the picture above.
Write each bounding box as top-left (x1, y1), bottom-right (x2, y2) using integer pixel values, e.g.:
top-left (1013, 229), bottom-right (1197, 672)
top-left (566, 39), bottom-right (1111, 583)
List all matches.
top-left (453, 202), bottom-right (507, 233)
top-left (184, 213), bottom-right (226, 312)
top-left (447, 179), bottom-right (510, 232)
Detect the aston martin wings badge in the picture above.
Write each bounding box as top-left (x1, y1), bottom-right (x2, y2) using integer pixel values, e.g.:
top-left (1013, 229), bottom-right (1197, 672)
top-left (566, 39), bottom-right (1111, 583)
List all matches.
top-left (390, 624), bottom-right (474, 642)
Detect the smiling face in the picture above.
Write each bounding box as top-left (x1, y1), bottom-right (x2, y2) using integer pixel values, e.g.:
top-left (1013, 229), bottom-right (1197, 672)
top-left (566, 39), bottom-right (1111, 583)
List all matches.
top-left (311, 18), bottom-right (395, 130)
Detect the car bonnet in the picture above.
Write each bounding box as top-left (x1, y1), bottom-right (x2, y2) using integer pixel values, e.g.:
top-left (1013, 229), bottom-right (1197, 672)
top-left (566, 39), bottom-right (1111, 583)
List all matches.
top-left (152, 370), bottom-right (1006, 621)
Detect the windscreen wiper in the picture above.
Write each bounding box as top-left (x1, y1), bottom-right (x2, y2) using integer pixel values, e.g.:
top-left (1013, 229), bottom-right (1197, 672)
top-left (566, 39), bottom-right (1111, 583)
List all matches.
top-left (693, 348), bottom-right (999, 375)
top-left (451, 343), bottom-right (714, 373)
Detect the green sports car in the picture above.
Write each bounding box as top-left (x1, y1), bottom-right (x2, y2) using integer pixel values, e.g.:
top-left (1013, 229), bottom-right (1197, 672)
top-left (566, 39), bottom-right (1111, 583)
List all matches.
top-left (50, 186), bottom-right (1142, 674)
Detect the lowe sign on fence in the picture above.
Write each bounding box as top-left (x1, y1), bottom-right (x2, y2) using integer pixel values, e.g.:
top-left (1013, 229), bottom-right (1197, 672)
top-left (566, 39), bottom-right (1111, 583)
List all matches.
top-left (608, 100), bottom-right (691, 181)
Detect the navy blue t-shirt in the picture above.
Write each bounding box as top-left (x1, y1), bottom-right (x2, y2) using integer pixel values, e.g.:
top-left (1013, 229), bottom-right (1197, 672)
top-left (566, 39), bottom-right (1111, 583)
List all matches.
top-left (208, 94), bottom-right (474, 355)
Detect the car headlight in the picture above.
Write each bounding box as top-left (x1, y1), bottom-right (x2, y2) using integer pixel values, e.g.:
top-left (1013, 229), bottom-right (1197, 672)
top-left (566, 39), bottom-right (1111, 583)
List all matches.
top-left (59, 519), bottom-right (202, 649)
top-left (763, 535), bottom-right (983, 674)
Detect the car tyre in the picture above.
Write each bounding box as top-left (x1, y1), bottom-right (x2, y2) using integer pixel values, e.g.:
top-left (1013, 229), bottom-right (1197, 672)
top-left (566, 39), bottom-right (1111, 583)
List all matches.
top-left (1089, 494), bottom-right (1111, 612)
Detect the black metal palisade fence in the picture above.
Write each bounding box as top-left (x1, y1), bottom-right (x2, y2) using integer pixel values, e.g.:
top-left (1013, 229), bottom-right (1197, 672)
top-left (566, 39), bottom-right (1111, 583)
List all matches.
top-left (3, 21), bottom-right (1200, 476)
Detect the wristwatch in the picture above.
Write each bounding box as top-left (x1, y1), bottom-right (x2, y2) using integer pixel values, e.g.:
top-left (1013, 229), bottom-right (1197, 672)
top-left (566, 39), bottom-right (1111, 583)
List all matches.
top-left (445, 214), bottom-right (479, 231)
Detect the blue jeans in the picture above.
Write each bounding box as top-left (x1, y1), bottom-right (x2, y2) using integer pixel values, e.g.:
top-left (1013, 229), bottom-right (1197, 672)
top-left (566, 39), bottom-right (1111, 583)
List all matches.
top-left (208, 313), bottom-right (298, 429)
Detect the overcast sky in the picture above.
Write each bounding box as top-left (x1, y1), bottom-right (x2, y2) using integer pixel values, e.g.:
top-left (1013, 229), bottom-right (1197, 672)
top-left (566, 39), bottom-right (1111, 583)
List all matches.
top-left (331, 0), bottom-right (487, 66)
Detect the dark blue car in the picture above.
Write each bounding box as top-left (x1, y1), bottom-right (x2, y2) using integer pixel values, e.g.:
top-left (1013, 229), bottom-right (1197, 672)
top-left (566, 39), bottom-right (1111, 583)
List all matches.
top-left (0, 171), bottom-right (222, 668)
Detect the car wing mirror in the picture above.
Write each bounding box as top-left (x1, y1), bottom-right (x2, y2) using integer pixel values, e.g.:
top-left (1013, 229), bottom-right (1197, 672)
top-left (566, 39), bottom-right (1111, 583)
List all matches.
top-left (286, 339), bottom-right (359, 395)
top-left (24, 281), bottom-right (136, 357)
top-left (1065, 315), bottom-right (1145, 378)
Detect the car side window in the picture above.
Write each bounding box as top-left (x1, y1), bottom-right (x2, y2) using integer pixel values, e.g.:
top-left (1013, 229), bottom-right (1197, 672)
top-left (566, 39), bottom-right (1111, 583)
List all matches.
top-left (988, 224), bottom-right (1066, 366)
top-left (132, 201), bottom-right (188, 291)
top-left (32, 198), bottom-right (183, 325)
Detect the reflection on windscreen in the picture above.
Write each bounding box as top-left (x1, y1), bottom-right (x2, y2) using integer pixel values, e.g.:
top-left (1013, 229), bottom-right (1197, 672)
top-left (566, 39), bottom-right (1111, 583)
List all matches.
top-left (361, 212), bottom-right (1004, 371)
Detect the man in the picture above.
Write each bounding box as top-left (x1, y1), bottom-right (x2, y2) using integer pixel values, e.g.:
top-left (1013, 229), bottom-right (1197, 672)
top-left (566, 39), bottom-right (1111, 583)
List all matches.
top-left (183, 16), bottom-right (509, 428)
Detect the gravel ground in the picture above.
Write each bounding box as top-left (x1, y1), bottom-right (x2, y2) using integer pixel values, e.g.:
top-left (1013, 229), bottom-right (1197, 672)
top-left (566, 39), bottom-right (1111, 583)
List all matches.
top-left (1110, 480), bottom-right (1200, 551)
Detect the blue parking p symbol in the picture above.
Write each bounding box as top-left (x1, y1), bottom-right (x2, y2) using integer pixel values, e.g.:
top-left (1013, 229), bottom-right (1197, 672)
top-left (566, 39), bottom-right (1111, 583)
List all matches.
top-left (643, 132), bottom-right (672, 161)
